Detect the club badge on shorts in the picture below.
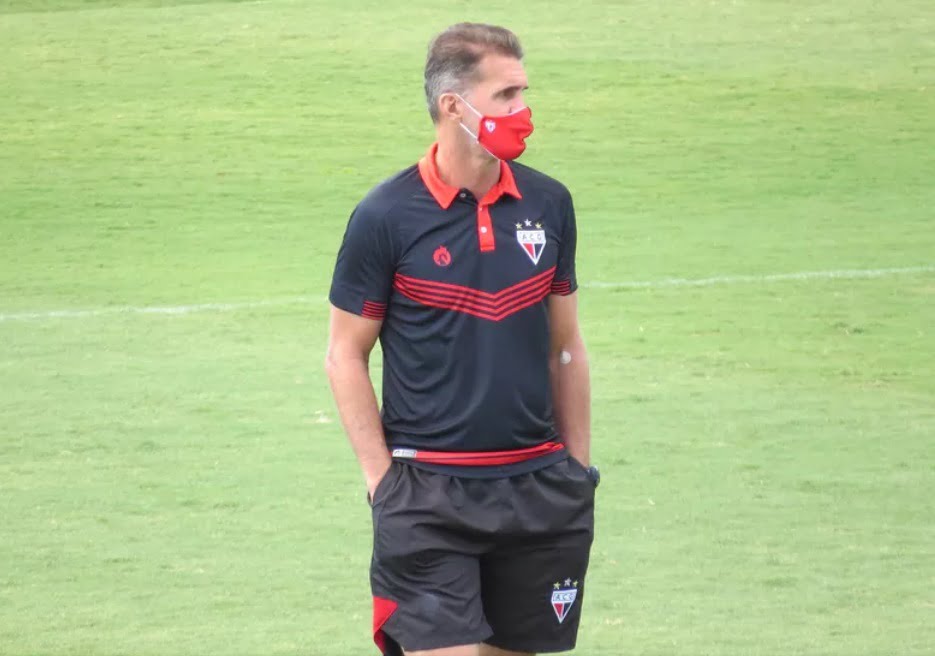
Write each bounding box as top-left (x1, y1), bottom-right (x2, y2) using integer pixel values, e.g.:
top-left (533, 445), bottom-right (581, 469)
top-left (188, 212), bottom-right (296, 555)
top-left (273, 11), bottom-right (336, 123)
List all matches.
top-left (515, 219), bottom-right (545, 265)
top-left (551, 578), bottom-right (579, 623)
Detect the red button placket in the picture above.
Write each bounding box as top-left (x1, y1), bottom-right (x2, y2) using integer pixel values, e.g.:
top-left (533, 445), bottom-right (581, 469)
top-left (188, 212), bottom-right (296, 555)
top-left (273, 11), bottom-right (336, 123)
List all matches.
top-left (476, 204), bottom-right (496, 252)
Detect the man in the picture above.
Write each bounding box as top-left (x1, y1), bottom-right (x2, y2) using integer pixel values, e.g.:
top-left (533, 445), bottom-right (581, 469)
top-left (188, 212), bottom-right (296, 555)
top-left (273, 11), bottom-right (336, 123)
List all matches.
top-left (326, 22), bottom-right (596, 656)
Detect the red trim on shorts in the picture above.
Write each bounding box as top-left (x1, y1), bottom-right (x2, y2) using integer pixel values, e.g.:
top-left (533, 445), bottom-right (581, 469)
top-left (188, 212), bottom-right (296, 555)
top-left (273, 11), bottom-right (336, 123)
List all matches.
top-left (372, 596), bottom-right (399, 655)
top-left (391, 441), bottom-right (565, 466)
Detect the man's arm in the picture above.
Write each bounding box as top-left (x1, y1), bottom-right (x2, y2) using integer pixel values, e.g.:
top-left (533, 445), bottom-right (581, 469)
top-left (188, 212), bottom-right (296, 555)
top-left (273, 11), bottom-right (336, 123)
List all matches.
top-left (325, 304), bottom-right (391, 499)
top-left (548, 292), bottom-right (591, 465)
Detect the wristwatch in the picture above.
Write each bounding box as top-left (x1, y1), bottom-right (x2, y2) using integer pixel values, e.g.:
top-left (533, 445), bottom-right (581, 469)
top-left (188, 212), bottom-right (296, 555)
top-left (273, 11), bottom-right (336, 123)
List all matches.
top-left (586, 465), bottom-right (600, 488)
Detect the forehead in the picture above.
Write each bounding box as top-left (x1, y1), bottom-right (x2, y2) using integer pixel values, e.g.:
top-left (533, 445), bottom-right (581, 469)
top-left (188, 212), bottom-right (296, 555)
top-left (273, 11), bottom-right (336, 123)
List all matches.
top-left (474, 53), bottom-right (527, 89)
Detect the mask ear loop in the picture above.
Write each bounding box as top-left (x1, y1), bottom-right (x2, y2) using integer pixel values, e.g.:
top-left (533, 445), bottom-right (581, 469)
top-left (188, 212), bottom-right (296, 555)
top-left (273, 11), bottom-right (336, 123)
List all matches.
top-left (454, 93), bottom-right (483, 140)
top-left (454, 93), bottom-right (499, 158)
top-left (454, 93), bottom-right (483, 118)
top-left (458, 122), bottom-right (480, 140)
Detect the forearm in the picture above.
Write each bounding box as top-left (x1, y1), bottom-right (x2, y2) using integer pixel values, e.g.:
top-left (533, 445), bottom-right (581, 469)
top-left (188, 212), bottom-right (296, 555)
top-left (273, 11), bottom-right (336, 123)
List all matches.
top-left (550, 340), bottom-right (591, 465)
top-left (326, 355), bottom-right (391, 486)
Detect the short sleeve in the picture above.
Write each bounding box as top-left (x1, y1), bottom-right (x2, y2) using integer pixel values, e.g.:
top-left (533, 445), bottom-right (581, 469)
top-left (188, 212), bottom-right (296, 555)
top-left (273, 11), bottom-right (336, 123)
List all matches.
top-left (550, 190), bottom-right (578, 296)
top-left (329, 202), bottom-right (395, 320)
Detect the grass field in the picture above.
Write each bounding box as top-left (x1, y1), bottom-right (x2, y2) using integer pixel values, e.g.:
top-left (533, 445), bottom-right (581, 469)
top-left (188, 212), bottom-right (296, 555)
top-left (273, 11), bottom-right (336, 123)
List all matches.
top-left (2, 0), bottom-right (934, 654)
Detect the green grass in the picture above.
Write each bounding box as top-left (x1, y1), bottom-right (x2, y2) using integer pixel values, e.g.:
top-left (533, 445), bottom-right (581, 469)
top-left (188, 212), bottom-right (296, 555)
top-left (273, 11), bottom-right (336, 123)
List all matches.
top-left (1, 0), bottom-right (934, 654)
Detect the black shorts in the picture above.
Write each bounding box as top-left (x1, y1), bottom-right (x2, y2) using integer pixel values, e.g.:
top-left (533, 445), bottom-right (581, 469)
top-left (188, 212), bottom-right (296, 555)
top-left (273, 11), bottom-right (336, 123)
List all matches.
top-left (369, 457), bottom-right (596, 654)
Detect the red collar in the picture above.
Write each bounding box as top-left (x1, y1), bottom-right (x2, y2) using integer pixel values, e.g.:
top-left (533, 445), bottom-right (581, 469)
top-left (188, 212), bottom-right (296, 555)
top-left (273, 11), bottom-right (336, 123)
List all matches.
top-left (417, 143), bottom-right (522, 209)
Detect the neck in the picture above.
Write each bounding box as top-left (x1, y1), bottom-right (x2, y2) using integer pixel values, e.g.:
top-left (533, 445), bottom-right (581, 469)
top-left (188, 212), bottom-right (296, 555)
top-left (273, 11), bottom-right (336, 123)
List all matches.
top-left (434, 133), bottom-right (501, 200)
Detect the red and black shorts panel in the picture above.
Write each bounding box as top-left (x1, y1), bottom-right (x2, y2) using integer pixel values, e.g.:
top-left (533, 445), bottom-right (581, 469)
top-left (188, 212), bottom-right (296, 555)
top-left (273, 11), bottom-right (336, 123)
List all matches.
top-left (369, 457), bottom-right (596, 654)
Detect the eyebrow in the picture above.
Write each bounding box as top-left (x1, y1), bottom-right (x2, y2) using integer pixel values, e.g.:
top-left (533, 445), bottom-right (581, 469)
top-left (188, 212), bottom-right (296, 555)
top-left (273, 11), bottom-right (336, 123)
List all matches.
top-left (496, 84), bottom-right (529, 97)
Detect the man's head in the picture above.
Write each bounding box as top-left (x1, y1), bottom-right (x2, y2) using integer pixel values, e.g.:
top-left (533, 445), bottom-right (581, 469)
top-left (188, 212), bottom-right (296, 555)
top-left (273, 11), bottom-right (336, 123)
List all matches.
top-left (424, 23), bottom-right (529, 137)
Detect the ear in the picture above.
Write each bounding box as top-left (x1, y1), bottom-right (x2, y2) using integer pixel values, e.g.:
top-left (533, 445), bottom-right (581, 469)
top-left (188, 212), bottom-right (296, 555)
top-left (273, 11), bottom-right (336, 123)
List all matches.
top-left (437, 92), bottom-right (462, 123)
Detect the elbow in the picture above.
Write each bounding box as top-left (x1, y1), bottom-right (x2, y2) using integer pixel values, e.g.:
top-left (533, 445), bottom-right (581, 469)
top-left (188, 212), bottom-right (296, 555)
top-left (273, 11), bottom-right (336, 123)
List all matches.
top-left (324, 346), bottom-right (367, 381)
top-left (324, 348), bottom-right (340, 381)
top-left (553, 332), bottom-right (587, 359)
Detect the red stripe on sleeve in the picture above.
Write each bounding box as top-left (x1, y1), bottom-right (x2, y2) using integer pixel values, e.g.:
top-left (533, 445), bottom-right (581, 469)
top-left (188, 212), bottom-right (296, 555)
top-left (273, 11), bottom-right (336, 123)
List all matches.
top-left (361, 300), bottom-right (387, 320)
top-left (550, 279), bottom-right (573, 295)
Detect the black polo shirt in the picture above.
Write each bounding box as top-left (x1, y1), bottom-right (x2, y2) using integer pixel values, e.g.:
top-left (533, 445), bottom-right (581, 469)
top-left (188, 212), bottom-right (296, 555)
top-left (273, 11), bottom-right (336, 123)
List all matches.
top-left (329, 143), bottom-right (577, 474)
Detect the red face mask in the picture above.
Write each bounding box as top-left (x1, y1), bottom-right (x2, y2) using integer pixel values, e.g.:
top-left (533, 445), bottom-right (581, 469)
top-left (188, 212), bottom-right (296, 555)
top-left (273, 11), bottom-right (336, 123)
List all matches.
top-left (457, 95), bottom-right (534, 161)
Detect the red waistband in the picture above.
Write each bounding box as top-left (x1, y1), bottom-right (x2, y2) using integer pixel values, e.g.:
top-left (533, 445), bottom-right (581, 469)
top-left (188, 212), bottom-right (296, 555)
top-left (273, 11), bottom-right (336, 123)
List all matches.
top-left (390, 441), bottom-right (565, 466)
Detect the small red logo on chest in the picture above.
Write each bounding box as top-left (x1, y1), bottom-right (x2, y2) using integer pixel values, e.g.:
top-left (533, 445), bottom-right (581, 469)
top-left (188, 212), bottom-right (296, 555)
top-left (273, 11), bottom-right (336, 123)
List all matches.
top-left (433, 246), bottom-right (452, 267)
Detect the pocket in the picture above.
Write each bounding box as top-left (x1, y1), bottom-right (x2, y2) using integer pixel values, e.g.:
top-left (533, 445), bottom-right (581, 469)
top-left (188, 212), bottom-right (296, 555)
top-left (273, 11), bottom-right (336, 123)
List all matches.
top-left (368, 461), bottom-right (402, 508)
top-left (565, 456), bottom-right (598, 489)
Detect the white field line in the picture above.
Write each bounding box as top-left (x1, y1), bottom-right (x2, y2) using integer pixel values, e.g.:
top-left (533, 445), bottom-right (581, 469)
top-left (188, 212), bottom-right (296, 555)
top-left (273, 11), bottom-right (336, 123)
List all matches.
top-left (0, 265), bottom-right (932, 323)
top-left (0, 297), bottom-right (321, 323)
top-left (584, 265), bottom-right (935, 289)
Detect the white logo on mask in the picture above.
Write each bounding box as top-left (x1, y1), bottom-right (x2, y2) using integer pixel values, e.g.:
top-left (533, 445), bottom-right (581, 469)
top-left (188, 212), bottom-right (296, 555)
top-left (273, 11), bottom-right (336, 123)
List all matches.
top-left (484, 119), bottom-right (496, 133)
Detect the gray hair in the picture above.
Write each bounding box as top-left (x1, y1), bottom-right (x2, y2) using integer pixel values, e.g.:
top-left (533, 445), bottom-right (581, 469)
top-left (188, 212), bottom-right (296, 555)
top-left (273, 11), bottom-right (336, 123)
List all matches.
top-left (424, 23), bottom-right (524, 124)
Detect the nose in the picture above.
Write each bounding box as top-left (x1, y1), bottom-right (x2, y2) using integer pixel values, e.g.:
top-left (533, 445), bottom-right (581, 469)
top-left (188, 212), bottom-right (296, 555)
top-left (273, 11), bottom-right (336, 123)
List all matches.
top-left (512, 91), bottom-right (526, 111)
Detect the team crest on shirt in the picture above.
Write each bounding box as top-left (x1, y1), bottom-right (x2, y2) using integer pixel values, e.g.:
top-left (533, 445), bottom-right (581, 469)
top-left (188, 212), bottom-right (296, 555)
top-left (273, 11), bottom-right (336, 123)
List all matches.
top-left (551, 579), bottom-right (579, 624)
top-left (515, 219), bottom-right (546, 265)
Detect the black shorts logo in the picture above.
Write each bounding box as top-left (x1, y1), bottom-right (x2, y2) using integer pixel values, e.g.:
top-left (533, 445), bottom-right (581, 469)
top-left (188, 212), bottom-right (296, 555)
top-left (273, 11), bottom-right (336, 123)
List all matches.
top-left (551, 579), bottom-right (579, 623)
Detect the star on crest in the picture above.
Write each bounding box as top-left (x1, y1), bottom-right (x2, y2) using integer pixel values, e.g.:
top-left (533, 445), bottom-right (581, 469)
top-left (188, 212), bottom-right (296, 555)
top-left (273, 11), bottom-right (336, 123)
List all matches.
top-left (553, 582), bottom-right (561, 589)
top-left (535, 222), bottom-right (542, 229)
top-left (515, 222), bottom-right (522, 230)
top-left (564, 578), bottom-right (572, 587)
top-left (524, 219), bottom-right (532, 227)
